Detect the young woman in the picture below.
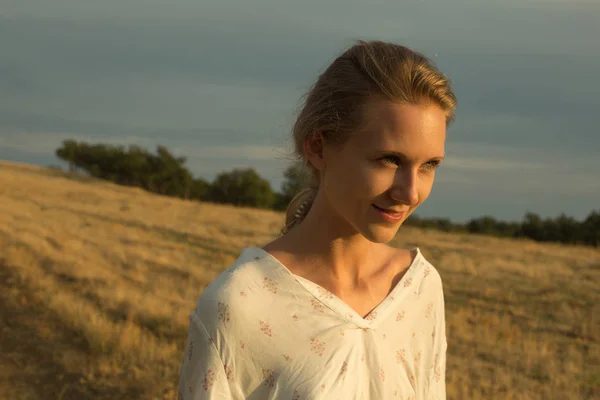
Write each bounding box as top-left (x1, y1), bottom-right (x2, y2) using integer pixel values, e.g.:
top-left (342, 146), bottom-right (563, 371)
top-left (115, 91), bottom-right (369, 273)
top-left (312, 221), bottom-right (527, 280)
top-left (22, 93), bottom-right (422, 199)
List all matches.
top-left (178, 39), bottom-right (457, 400)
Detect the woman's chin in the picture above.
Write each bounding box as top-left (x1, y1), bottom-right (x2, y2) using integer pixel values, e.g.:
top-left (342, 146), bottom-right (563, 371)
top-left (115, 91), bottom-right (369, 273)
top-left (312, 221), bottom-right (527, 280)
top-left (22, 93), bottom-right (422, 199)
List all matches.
top-left (360, 223), bottom-right (403, 244)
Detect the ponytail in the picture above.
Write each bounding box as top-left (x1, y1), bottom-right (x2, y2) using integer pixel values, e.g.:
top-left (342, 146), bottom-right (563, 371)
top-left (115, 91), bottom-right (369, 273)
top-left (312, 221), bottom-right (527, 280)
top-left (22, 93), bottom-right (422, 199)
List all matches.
top-left (280, 186), bottom-right (317, 235)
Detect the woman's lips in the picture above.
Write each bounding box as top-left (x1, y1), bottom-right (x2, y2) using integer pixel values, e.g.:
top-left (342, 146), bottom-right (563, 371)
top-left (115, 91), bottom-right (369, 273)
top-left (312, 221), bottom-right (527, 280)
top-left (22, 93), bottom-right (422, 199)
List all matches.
top-left (373, 204), bottom-right (405, 222)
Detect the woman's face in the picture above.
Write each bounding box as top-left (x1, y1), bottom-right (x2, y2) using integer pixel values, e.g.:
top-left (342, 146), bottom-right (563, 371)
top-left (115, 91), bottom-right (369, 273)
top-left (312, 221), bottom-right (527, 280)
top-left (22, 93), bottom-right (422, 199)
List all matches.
top-left (317, 99), bottom-right (447, 243)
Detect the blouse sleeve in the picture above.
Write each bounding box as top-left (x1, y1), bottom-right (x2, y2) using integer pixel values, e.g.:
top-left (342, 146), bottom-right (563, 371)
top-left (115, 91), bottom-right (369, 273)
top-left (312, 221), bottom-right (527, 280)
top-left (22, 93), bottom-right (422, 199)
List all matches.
top-left (178, 313), bottom-right (233, 400)
top-left (426, 284), bottom-right (447, 399)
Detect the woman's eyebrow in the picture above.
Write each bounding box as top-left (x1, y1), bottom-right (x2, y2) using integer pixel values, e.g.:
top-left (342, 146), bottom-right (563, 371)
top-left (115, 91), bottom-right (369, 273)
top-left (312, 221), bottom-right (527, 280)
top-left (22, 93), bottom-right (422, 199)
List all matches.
top-left (376, 149), bottom-right (445, 162)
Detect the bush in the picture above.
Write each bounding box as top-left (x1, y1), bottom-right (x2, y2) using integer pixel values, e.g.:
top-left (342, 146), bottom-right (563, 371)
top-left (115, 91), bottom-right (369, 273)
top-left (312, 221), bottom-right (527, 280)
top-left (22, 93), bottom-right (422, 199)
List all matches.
top-left (207, 168), bottom-right (274, 209)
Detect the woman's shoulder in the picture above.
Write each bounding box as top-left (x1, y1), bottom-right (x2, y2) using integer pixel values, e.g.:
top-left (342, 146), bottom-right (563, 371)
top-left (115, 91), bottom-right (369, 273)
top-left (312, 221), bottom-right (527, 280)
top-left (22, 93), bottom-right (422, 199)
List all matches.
top-left (395, 245), bottom-right (444, 292)
top-left (190, 247), bottom-right (281, 328)
top-left (197, 247), bottom-right (269, 301)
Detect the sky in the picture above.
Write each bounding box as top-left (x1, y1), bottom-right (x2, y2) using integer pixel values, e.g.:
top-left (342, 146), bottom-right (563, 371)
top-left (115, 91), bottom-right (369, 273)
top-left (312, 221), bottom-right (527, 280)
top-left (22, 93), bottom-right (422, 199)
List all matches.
top-left (1, 0), bottom-right (599, 223)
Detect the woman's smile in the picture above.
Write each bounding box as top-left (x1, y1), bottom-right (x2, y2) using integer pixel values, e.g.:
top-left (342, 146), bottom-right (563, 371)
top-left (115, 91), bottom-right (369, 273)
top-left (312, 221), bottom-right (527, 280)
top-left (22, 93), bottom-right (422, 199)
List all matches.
top-left (372, 204), bottom-right (406, 223)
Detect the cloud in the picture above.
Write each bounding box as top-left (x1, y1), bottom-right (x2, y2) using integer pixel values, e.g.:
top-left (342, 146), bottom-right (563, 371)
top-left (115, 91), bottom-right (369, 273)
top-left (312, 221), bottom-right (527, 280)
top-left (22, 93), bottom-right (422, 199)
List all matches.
top-left (443, 157), bottom-right (544, 171)
top-left (0, 131), bottom-right (160, 155)
top-left (1, 0), bottom-right (599, 221)
top-left (0, 131), bottom-right (291, 161)
top-left (437, 139), bottom-right (600, 197)
top-left (4, 0), bottom-right (598, 55)
top-left (177, 145), bottom-right (290, 161)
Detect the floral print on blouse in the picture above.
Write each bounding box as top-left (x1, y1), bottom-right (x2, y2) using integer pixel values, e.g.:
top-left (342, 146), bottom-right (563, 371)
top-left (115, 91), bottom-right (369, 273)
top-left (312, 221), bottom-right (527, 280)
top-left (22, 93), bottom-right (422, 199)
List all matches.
top-left (178, 247), bottom-right (447, 399)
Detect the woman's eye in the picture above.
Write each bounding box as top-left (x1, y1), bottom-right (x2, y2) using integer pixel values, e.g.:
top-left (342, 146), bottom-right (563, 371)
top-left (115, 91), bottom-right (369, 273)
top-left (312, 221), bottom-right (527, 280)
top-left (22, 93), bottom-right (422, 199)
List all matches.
top-left (379, 156), bottom-right (441, 171)
top-left (423, 161), bottom-right (441, 171)
top-left (381, 155), bottom-right (400, 166)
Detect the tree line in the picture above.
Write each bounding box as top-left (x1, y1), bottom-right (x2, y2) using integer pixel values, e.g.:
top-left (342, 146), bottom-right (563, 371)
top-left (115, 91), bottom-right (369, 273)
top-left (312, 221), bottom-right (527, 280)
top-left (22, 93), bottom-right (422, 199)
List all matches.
top-left (54, 140), bottom-right (599, 247)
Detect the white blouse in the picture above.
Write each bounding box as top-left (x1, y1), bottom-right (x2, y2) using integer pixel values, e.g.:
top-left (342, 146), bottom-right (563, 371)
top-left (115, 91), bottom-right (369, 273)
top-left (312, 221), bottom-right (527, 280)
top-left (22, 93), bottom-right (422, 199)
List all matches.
top-left (178, 247), bottom-right (447, 399)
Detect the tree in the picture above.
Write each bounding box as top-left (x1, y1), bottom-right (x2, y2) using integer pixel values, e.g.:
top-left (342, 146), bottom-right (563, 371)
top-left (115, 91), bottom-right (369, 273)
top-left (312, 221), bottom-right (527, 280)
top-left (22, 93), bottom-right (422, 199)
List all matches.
top-left (148, 145), bottom-right (193, 197)
top-left (582, 210), bottom-right (600, 247)
top-left (273, 161), bottom-right (310, 210)
top-left (551, 213), bottom-right (579, 244)
top-left (208, 168), bottom-right (274, 208)
top-left (54, 140), bottom-right (195, 199)
top-left (55, 139), bottom-right (80, 172)
top-left (467, 215), bottom-right (499, 235)
top-left (520, 212), bottom-right (544, 241)
top-left (189, 178), bottom-right (210, 201)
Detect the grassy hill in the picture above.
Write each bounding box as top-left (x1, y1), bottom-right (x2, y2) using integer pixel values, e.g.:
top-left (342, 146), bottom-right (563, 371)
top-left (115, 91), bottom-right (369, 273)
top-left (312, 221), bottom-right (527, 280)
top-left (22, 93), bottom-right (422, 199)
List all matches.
top-left (0, 160), bottom-right (598, 400)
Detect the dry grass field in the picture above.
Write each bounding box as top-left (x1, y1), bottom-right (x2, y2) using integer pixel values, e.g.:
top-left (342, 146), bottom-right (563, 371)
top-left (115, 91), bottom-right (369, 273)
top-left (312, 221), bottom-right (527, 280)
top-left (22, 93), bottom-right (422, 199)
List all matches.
top-left (0, 160), bottom-right (598, 400)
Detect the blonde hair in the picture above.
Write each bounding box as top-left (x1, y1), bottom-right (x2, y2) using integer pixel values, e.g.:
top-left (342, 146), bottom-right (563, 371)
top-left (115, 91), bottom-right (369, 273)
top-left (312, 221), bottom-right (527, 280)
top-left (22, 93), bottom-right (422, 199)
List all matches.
top-left (281, 40), bottom-right (457, 235)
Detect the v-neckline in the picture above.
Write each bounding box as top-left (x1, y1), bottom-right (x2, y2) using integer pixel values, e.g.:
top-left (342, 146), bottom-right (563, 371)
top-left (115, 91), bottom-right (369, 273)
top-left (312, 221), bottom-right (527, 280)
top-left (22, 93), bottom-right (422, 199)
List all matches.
top-left (248, 247), bottom-right (423, 329)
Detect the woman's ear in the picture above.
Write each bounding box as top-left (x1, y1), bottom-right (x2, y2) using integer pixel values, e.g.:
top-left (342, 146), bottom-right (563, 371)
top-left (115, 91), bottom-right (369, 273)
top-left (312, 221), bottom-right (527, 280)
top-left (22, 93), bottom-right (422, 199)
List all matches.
top-left (304, 133), bottom-right (326, 171)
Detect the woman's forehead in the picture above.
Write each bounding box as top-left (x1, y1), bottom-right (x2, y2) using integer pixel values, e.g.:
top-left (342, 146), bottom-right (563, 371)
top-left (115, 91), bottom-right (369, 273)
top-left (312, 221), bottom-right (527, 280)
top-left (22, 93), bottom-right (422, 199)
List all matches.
top-left (351, 101), bottom-right (446, 152)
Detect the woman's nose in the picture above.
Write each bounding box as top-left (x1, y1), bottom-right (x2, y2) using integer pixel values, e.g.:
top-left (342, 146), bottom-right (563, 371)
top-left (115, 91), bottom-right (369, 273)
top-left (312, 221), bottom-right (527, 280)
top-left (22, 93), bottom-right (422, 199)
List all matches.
top-left (388, 170), bottom-right (419, 206)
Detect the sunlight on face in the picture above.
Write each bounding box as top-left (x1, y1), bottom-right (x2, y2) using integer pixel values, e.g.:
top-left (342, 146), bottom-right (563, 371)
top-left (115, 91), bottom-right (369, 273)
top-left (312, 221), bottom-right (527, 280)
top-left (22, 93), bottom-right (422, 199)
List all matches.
top-left (322, 98), bottom-right (447, 243)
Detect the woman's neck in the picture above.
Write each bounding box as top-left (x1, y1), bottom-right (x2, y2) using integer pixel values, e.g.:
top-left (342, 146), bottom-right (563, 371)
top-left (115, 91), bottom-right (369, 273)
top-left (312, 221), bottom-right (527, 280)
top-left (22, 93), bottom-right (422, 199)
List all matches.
top-left (275, 197), bottom-right (389, 285)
